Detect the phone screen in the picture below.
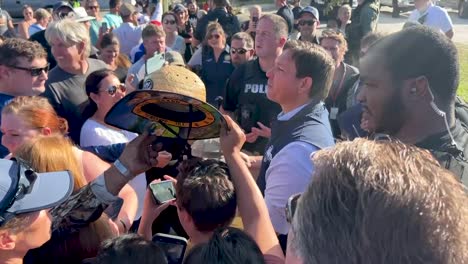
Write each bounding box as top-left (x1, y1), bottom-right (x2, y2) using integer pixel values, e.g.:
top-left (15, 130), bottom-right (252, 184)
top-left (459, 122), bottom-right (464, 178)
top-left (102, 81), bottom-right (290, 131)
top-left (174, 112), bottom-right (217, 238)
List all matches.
top-left (153, 240), bottom-right (186, 264)
top-left (149, 181), bottom-right (176, 204)
top-left (101, 22), bottom-right (108, 31)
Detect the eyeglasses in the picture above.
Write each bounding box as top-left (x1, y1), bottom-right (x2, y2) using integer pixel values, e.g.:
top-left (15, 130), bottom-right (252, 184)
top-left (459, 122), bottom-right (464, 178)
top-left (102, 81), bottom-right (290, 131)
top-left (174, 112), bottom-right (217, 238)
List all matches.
top-left (102, 84), bottom-right (126, 96)
top-left (87, 6), bottom-right (99, 10)
top-left (299, 20), bottom-right (317, 26)
top-left (164, 20), bottom-right (176, 25)
top-left (231, 48), bottom-right (249, 55)
top-left (285, 193), bottom-right (301, 224)
top-left (7, 64), bottom-right (49, 77)
top-left (208, 34), bottom-right (221, 40)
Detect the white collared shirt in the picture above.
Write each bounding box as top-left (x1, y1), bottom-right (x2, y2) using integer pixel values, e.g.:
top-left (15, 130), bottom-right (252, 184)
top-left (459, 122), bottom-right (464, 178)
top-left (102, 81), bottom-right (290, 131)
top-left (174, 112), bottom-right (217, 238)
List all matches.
top-left (408, 4), bottom-right (453, 33)
top-left (264, 103), bottom-right (319, 235)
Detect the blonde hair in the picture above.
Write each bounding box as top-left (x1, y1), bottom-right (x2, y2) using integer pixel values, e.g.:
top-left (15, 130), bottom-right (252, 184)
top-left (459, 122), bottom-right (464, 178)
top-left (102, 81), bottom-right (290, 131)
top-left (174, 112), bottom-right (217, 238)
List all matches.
top-left (2, 96), bottom-right (68, 135)
top-left (45, 19), bottom-right (91, 58)
top-left (34, 8), bottom-right (51, 21)
top-left (15, 135), bottom-right (114, 255)
top-left (142, 23), bottom-right (166, 40)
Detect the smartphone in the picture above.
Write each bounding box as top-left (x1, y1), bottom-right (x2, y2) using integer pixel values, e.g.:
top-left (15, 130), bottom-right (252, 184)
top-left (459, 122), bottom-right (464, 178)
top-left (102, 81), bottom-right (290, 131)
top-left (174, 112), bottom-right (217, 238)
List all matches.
top-left (185, 22), bottom-right (192, 32)
top-left (149, 180), bottom-right (176, 205)
top-left (285, 193), bottom-right (301, 223)
top-left (101, 22), bottom-right (108, 32)
top-left (152, 233), bottom-right (188, 264)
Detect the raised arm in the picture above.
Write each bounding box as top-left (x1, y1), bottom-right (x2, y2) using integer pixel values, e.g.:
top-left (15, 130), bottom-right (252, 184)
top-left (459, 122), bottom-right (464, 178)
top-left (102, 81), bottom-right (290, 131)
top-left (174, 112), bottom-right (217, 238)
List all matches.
top-left (220, 115), bottom-right (284, 259)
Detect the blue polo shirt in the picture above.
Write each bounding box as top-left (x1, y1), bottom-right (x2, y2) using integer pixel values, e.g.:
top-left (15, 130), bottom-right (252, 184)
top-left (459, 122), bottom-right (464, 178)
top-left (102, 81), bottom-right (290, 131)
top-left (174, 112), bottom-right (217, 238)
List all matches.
top-left (188, 46), bottom-right (234, 106)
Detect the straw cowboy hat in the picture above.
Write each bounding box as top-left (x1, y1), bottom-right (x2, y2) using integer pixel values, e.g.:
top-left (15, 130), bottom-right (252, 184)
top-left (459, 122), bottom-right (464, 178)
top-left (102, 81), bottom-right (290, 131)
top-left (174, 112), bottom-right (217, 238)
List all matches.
top-left (105, 65), bottom-right (226, 140)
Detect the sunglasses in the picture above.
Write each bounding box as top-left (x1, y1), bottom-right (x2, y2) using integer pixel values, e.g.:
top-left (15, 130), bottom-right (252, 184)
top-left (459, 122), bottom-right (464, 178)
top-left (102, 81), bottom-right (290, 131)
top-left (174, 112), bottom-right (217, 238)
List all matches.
top-left (231, 48), bottom-right (249, 55)
top-left (87, 6), bottom-right (99, 9)
top-left (208, 34), bottom-right (221, 40)
top-left (299, 20), bottom-right (317, 26)
top-left (285, 193), bottom-right (301, 224)
top-left (164, 20), bottom-right (176, 25)
top-left (102, 84), bottom-right (126, 96)
top-left (7, 64), bottom-right (49, 77)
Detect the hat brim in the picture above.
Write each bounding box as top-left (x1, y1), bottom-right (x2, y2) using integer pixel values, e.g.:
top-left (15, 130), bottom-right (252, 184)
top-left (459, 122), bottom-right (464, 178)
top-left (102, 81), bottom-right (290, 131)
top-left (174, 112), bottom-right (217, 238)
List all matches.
top-left (105, 90), bottom-right (227, 140)
top-left (75, 16), bottom-right (96, 22)
top-left (4, 160), bottom-right (74, 215)
top-left (299, 11), bottom-right (319, 20)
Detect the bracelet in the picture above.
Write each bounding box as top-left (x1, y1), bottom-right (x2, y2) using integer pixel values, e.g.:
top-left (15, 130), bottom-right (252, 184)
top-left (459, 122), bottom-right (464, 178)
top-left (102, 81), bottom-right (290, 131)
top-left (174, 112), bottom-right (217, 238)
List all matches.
top-left (119, 219), bottom-right (128, 233)
top-left (113, 159), bottom-right (132, 179)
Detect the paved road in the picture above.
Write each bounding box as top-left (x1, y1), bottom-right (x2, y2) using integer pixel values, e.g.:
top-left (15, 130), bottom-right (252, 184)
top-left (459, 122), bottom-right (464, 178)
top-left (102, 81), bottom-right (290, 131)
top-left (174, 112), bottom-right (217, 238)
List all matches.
top-left (236, 4), bottom-right (468, 44)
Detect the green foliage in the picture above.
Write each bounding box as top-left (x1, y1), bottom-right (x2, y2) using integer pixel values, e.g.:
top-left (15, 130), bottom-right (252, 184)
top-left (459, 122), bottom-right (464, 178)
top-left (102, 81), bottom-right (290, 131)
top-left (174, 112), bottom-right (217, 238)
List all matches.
top-left (457, 44), bottom-right (468, 101)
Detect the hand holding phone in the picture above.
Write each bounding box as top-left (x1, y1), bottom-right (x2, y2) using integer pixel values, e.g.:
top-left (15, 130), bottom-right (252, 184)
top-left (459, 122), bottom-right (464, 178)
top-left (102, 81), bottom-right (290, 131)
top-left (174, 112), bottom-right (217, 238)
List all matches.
top-left (101, 22), bottom-right (108, 34)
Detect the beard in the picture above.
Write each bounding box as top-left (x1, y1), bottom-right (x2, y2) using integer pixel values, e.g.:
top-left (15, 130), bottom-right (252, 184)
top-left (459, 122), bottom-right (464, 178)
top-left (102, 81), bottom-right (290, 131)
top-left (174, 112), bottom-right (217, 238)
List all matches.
top-left (374, 89), bottom-right (406, 136)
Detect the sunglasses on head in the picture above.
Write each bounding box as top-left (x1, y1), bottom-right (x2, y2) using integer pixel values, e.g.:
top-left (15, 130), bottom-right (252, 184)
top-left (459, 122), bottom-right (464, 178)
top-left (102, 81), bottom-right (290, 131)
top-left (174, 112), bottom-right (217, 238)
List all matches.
top-left (102, 84), bottom-right (126, 96)
top-left (321, 28), bottom-right (344, 36)
top-left (164, 20), bottom-right (176, 25)
top-left (299, 20), bottom-right (316, 26)
top-left (231, 48), bottom-right (249, 54)
top-left (208, 34), bottom-right (221, 40)
top-left (7, 64), bottom-right (50, 77)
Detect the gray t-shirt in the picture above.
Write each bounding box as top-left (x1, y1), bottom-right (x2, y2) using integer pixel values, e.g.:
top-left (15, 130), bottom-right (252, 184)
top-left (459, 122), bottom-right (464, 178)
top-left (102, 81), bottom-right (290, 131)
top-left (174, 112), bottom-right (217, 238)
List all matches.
top-left (42, 58), bottom-right (108, 144)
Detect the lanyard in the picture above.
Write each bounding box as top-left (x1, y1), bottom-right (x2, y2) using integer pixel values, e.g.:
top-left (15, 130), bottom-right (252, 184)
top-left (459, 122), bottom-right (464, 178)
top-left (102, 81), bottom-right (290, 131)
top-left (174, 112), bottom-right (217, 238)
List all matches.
top-left (330, 63), bottom-right (347, 106)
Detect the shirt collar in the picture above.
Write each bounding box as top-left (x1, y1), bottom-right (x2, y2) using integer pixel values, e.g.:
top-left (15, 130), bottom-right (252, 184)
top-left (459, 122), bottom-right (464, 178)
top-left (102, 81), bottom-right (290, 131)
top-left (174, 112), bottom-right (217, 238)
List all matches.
top-left (277, 103), bottom-right (309, 121)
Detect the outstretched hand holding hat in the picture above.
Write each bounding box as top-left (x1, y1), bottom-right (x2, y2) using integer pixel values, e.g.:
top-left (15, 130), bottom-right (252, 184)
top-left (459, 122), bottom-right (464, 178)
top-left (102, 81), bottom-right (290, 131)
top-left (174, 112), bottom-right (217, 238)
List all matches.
top-left (105, 66), bottom-right (227, 140)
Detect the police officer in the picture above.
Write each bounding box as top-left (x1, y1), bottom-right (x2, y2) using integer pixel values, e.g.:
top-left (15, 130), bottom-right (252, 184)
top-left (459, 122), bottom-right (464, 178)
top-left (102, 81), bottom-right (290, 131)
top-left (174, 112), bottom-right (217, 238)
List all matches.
top-left (222, 14), bottom-right (286, 155)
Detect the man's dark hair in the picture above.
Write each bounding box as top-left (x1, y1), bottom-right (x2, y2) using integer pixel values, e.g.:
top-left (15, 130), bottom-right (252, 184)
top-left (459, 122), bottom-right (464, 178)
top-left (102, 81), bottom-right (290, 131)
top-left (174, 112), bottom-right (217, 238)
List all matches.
top-left (292, 139), bottom-right (468, 263)
top-left (368, 26), bottom-right (459, 110)
top-left (176, 159), bottom-right (237, 232)
top-left (183, 227), bottom-right (265, 264)
top-left (213, 0), bottom-right (228, 7)
top-left (109, 0), bottom-right (122, 9)
top-left (283, 40), bottom-right (335, 100)
top-left (93, 234), bottom-right (167, 264)
top-left (0, 38), bottom-right (47, 66)
top-left (360, 31), bottom-right (386, 51)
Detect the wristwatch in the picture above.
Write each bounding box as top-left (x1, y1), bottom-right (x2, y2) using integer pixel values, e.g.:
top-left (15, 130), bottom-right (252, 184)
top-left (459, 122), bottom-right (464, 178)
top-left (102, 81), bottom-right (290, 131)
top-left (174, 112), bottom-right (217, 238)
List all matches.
top-left (113, 159), bottom-right (132, 179)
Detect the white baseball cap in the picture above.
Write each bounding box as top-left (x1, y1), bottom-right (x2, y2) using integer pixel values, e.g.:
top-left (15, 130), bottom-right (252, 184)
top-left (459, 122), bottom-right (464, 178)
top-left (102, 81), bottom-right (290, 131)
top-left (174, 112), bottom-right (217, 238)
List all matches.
top-left (0, 159), bottom-right (73, 227)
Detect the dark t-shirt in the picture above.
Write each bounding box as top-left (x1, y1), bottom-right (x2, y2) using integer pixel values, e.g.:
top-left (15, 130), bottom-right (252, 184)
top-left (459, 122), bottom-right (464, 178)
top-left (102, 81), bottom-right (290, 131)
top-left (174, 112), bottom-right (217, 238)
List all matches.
top-left (42, 59), bottom-right (108, 144)
top-left (223, 58), bottom-right (281, 154)
top-left (276, 6), bottom-right (294, 34)
top-left (292, 6), bottom-right (303, 20)
top-left (194, 7), bottom-right (240, 43)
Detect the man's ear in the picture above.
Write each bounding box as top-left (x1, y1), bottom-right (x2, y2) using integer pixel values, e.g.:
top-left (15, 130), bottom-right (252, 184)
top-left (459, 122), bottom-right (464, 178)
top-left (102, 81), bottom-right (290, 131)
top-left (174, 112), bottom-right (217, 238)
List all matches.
top-left (0, 230), bottom-right (16, 250)
top-left (299, 76), bottom-right (313, 96)
top-left (77, 41), bottom-right (87, 56)
top-left (0, 65), bottom-right (11, 80)
top-left (279, 36), bottom-right (287, 48)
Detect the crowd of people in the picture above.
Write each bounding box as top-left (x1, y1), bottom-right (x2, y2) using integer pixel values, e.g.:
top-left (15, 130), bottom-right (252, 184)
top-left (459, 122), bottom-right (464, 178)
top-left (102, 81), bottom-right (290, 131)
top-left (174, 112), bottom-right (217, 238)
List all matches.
top-left (0, 0), bottom-right (467, 263)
